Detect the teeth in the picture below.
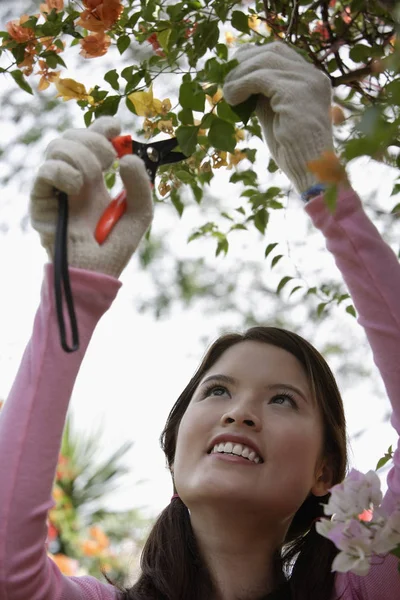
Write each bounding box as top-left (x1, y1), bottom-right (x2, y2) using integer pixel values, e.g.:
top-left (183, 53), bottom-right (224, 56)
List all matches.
top-left (211, 442), bottom-right (262, 463)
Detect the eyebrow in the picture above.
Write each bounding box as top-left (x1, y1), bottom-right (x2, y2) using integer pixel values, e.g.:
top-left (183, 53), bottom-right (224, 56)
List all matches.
top-left (200, 374), bottom-right (310, 404)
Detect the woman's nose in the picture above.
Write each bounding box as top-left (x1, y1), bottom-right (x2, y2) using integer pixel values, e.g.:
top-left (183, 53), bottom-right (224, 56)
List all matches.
top-left (220, 405), bottom-right (262, 430)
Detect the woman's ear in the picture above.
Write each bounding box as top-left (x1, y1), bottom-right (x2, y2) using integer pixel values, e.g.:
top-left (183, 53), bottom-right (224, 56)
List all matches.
top-left (311, 461), bottom-right (334, 497)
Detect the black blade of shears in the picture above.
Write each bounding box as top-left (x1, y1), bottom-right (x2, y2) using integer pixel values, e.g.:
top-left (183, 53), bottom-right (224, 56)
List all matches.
top-left (131, 138), bottom-right (187, 183)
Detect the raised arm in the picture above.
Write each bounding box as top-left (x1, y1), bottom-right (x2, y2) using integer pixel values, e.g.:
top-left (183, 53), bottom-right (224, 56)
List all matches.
top-left (0, 117), bottom-right (153, 600)
top-left (223, 42), bottom-right (400, 599)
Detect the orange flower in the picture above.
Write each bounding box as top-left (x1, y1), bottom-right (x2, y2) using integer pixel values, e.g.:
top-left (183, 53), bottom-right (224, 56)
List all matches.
top-left (313, 21), bottom-right (329, 40)
top-left (40, 0), bottom-right (64, 14)
top-left (89, 526), bottom-right (109, 550)
top-left (77, 0), bottom-right (123, 33)
top-left (17, 43), bottom-right (37, 75)
top-left (80, 32), bottom-right (111, 58)
top-left (36, 59), bottom-right (60, 91)
top-left (48, 553), bottom-right (78, 576)
top-left (307, 151), bottom-right (349, 185)
top-left (81, 540), bottom-right (99, 556)
top-left (330, 105), bottom-right (346, 125)
top-left (6, 15), bottom-right (35, 43)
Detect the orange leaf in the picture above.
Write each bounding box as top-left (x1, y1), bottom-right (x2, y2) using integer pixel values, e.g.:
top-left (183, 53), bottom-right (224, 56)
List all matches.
top-left (307, 151), bottom-right (349, 185)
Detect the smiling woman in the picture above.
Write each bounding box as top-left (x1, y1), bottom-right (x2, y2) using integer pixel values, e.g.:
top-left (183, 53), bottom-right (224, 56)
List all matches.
top-left (135, 327), bottom-right (348, 600)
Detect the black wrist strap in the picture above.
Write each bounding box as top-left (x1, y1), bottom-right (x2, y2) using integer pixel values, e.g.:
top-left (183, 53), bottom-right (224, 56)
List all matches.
top-left (54, 191), bottom-right (80, 352)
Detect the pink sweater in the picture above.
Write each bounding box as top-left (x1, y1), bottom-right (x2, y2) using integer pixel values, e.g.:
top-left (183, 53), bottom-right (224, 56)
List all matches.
top-left (0, 186), bottom-right (399, 600)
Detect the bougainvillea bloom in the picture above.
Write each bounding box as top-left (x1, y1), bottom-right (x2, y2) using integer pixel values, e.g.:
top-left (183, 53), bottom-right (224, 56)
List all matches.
top-left (80, 32), bottom-right (111, 58)
top-left (77, 0), bottom-right (123, 32)
top-left (6, 15), bottom-right (35, 42)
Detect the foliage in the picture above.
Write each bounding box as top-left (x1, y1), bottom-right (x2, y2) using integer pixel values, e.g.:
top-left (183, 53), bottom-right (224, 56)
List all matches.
top-left (1, 0), bottom-right (399, 319)
top-left (47, 414), bottom-right (151, 583)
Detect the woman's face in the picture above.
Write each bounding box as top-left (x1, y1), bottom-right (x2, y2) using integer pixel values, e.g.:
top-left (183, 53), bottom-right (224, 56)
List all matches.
top-left (173, 341), bottom-right (331, 523)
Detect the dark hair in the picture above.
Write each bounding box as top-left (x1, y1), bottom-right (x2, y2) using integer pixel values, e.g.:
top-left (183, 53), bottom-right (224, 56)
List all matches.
top-left (116, 327), bottom-right (348, 600)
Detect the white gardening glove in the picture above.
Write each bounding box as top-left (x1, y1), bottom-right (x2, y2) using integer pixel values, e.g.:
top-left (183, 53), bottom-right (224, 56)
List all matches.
top-left (223, 42), bottom-right (334, 194)
top-left (30, 116), bottom-right (153, 278)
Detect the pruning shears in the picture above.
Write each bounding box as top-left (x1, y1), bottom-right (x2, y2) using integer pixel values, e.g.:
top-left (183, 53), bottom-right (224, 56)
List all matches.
top-left (55, 136), bottom-right (187, 353)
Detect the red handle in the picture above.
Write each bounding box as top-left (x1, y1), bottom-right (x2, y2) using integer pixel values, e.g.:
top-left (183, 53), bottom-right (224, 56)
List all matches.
top-left (94, 135), bottom-right (132, 245)
top-left (95, 190), bottom-right (127, 245)
top-left (111, 135), bottom-right (133, 158)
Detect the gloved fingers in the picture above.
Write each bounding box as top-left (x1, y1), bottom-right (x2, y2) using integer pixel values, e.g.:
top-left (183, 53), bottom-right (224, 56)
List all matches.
top-left (45, 139), bottom-right (103, 183)
top-left (224, 70), bottom-right (280, 107)
top-left (119, 154), bottom-right (153, 219)
top-left (62, 129), bottom-right (117, 172)
top-left (225, 41), bottom-right (310, 84)
top-left (88, 116), bottom-right (121, 141)
top-left (223, 41), bottom-right (325, 107)
top-left (31, 159), bottom-right (84, 200)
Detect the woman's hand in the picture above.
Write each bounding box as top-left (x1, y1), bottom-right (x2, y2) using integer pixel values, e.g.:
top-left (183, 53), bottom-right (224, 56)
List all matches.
top-left (30, 116), bottom-right (154, 279)
top-left (223, 42), bottom-right (334, 194)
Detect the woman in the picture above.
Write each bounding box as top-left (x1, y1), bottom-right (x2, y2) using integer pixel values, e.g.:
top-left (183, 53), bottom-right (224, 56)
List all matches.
top-left (0, 42), bottom-right (399, 600)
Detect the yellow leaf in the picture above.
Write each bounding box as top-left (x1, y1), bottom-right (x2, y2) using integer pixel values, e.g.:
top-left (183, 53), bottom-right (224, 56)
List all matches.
top-left (248, 15), bottom-right (260, 31)
top-left (128, 84), bottom-right (166, 117)
top-left (54, 76), bottom-right (93, 102)
top-left (307, 151), bottom-right (349, 185)
top-left (225, 31), bottom-right (235, 45)
top-left (206, 87), bottom-right (223, 106)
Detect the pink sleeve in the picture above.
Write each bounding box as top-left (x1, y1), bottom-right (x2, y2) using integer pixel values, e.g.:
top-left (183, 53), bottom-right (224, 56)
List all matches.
top-left (305, 187), bottom-right (400, 599)
top-left (0, 264), bottom-right (123, 600)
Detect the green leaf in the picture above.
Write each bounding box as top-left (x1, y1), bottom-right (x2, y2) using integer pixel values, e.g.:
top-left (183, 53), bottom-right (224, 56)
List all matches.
top-left (271, 254), bottom-right (283, 268)
top-left (170, 187), bottom-right (184, 217)
top-left (123, 70), bottom-right (145, 94)
top-left (191, 184), bottom-right (203, 204)
top-left (216, 237), bottom-right (229, 256)
top-left (117, 35), bottom-right (131, 55)
top-left (10, 70), bottom-right (33, 95)
top-left (217, 100), bottom-right (242, 123)
top-left (277, 276), bottom-right (294, 294)
top-left (158, 28), bottom-right (172, 52)
top-left (349, 44), bottom-right (372, 63)
top-left (289, 285), bottom-right (303, 298)
top-left (105, 171), bottom-right (116, 190)
top-left (317, 302), bottom-right (328, 317)
top-left (254, 208), bottom-right (268, 234)
top-left (375, 445), bottom-right (393, 471)
top-left (216, 43), bottom-right (228, 60)
top-left (84, 109), bottom-right (94, 127)
top-left (179, 81), bottom-right (206, 112)
top-left (265, 242), bottom-right (278, 258)
top-left (231, 10), bottom-right (250, 34)
top-left (208, 118), bottom-right (236, 152)
top-left (230, 169), bottom-right (258, 187)
top-left (268, 159), bottom-right (279, 173)
top-left (176, 125), bottom-right (200, 156)
top-left (175, 170), bottom-right (192, 184)
top-left (346, 305), bottom-right (356, 318)
top-left (94, 95), bottom-right (121, 117)
top-left (200, 112), bottom-right (216, 129)
top-left (391, 182), bottom-right (400, 196)
top-left (178, 108), bottom-right (194, 125)
top-left (324, 184), bottom-right (338, 214)
top-left (229, 95), bottom-right (258, 126)
top-left (104, 69), bottom-right (119, 91)
top-left (194, 20), bottom-right (219, 54)
top-left (143, 0), bottom-right (157, 21)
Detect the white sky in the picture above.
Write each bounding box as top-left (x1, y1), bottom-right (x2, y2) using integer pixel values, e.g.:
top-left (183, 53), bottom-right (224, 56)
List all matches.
top-left (0, 7), bottom-right (399, 522)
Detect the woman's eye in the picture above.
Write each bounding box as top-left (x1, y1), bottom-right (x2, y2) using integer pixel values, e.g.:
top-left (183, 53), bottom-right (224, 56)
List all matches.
top-left (271, 394), bottom-right (297, 408)
top-left (204, 385), bottom-right (228, 397)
